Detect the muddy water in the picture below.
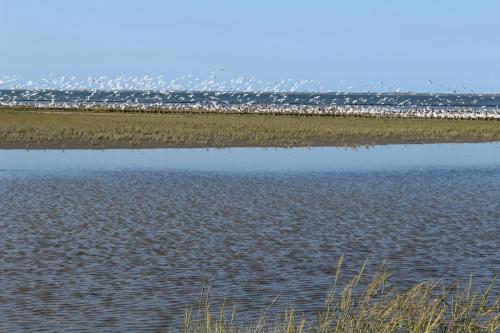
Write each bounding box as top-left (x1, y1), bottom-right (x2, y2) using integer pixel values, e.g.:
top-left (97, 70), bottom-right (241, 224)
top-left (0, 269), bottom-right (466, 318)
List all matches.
top-left (0, 145), bottom-right (499, 331)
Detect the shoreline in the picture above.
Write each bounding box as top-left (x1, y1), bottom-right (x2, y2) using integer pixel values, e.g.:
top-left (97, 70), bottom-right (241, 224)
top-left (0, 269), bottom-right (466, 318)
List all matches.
top-left (1, 107), bottom-right (499, 149)
top-left (2, 103), bottom-right (500, 120)
top-left (0, 138), bottom-right (498, 150)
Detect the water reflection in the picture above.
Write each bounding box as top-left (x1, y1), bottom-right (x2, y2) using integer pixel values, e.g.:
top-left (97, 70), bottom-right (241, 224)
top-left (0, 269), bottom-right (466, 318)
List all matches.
top-left (1, 142), bottom-right (500, 172)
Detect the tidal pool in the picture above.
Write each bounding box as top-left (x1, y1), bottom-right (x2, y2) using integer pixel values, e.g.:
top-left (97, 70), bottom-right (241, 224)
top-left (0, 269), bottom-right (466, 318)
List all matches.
top-left (0, 143), bottom-right (499, 331)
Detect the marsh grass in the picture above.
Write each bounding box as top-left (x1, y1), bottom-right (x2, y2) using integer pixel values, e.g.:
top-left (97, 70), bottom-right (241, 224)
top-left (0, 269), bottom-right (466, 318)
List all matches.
top-left (0, 108), bottom-right (499, 148)
top-left (183, 259), bottom-right (498, 333)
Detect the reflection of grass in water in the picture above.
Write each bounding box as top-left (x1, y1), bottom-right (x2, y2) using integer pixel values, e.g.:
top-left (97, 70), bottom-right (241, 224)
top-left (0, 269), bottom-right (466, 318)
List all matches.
top-left (0, 108), bottom-right (499, 148)
top-left (184, 259), bottom-right (499, 333)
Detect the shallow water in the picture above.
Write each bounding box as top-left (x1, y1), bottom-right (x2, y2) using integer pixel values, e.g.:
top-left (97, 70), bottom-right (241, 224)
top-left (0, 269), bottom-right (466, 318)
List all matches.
top-left (0, 144), bottom-right (499, 331)
top-left (2, 142), bottom-right (500, 172)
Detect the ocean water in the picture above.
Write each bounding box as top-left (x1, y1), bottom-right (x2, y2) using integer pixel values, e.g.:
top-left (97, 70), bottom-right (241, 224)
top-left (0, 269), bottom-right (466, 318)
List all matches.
top-left (2, 89), bottom-right (500, 108)
top-left (0, 144), bottom-right (499, 331)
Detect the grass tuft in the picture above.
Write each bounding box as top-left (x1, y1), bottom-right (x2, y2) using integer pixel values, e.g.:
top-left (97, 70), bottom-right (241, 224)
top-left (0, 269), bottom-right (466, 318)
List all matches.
top-left (183, 260), bottom-right (499, 333)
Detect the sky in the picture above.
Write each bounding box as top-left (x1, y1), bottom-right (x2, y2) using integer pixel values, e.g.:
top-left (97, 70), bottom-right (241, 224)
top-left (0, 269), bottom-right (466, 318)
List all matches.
top-left (1, 0), bottom-right (499, 92)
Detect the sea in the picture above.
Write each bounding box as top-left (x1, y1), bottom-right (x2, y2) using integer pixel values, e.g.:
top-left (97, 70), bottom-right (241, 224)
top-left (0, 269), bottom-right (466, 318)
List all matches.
top-left (1, 89), bottom-right (500, 108)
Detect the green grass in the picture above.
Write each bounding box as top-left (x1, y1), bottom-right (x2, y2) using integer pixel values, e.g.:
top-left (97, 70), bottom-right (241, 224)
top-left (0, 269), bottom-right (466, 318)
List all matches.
top-left (183, 259), bottom-right (499, 333)
top-left (0, 108), bottom-right (499, 148)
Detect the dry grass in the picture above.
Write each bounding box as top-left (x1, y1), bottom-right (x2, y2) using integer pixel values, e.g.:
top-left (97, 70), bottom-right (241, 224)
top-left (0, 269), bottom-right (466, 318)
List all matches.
top-left (0, 108), bottom-right (499, 148)
top-left (183, 259), bottom-right (499, 333)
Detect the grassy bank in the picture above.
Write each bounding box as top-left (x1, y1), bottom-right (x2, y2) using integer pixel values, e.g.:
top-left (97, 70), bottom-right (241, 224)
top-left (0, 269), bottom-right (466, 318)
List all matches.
top-left (0, 108), bottom-right (499, 148)
top-left (183, 261), bottom-right (498, 333)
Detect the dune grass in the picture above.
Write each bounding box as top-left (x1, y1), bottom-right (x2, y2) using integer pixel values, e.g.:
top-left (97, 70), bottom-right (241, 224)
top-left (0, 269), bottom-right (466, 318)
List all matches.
top-left (184, 259), bottom-right (499, 333)
top-left (0, 108), bottom-right (499, 148)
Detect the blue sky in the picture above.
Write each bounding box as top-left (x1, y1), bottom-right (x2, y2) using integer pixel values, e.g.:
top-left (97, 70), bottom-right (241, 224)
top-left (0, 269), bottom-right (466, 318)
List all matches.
top-left (1, 0), bottom-right (499, 92)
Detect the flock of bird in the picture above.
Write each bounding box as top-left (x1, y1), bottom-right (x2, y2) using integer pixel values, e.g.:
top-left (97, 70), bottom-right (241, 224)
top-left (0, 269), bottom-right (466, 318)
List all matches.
top-left (1, 75), bottom-right (499, 120)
